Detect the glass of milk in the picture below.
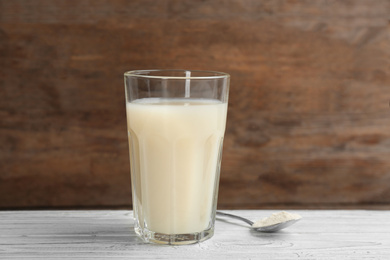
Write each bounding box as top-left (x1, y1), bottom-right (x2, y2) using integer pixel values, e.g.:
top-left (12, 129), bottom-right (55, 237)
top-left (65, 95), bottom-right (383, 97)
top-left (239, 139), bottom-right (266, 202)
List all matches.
top-left (124, 70), bottom-right (230, 245)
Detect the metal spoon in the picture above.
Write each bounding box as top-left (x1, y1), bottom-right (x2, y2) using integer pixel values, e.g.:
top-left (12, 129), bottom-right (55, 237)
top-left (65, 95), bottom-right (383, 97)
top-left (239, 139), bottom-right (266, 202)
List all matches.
top-left (216, 211), bottom-right (301, 232)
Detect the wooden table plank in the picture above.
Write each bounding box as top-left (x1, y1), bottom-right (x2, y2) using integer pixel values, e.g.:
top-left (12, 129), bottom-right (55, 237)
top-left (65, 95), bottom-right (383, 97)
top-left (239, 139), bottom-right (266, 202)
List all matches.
top-left (0, 210), bottom-right (389, 259)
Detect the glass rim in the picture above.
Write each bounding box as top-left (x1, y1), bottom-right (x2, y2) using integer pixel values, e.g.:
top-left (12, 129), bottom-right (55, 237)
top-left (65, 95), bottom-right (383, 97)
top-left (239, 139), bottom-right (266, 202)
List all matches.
top-left (124, 69), bottom-right (230, 80)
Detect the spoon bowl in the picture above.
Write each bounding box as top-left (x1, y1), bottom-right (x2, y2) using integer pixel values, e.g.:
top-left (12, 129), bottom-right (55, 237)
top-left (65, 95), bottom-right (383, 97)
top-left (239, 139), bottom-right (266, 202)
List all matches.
top-left (216, 211), bottom-right (301, 232)
top-left (252, 218), bottom-right (301, 232)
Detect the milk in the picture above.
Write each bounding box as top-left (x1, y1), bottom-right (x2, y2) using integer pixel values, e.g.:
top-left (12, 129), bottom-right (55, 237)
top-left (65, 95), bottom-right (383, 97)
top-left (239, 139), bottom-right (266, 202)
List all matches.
top-left (126, 98), bottom-right (227, 234)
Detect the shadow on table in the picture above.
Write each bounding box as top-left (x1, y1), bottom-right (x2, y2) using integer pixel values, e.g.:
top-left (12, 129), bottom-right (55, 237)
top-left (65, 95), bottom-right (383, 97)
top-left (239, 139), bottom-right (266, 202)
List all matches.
top-left (48, 220), bottom-right (145, 245)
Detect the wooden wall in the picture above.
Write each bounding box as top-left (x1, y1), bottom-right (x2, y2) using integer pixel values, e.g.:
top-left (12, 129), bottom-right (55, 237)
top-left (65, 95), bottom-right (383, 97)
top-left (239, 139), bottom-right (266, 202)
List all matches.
top-left (1, 0), bottom-right (390, 209)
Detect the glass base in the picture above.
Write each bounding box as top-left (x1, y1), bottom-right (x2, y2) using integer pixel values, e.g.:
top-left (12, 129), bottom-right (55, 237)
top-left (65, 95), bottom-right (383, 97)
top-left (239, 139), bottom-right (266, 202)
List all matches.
top-left (135, 226), bottom-right (214, 245)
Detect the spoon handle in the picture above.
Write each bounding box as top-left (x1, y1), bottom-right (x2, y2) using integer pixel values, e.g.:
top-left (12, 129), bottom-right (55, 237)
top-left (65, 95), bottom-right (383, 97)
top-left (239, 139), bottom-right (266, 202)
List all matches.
top-left (216, 211), bottom-right (254, 226)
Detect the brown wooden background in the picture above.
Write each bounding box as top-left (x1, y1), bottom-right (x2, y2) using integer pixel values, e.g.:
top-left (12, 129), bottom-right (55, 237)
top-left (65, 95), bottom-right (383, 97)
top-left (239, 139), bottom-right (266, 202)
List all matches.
top-left (1, 0), bottom-right (390, 209)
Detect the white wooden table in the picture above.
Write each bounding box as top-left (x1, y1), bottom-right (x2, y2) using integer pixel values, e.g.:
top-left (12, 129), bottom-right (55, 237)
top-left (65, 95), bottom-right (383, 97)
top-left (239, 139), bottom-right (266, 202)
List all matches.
top-left (1, 210), bottom-right (389, 259)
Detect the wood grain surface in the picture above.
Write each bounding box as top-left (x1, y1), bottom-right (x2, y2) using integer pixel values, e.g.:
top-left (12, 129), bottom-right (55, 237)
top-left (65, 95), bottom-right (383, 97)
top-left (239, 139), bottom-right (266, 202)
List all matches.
top-left (1, 0), bottom-right (390, 209)
top-left (1, 210), bottom-right (389, 259)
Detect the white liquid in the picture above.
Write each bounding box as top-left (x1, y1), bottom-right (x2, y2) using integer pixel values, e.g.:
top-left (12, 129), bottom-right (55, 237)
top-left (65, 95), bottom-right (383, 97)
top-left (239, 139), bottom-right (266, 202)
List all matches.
top-left (126, 98), bottom-right (228, 234)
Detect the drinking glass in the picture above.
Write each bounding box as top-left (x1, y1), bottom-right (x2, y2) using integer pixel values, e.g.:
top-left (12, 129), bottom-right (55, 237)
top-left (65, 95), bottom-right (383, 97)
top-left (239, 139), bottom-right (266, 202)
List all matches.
top-left (124, 69), bottom-right (230, 245)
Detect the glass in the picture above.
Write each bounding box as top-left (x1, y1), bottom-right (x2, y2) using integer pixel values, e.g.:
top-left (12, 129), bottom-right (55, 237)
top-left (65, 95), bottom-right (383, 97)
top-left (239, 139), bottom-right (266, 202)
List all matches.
top-left (124, 69), bottom-right (230, 245)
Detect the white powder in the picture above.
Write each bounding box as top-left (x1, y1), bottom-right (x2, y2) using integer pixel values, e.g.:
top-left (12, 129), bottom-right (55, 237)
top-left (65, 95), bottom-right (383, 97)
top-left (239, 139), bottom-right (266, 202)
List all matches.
top-left (252, 211), bottom-right (302, 228)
